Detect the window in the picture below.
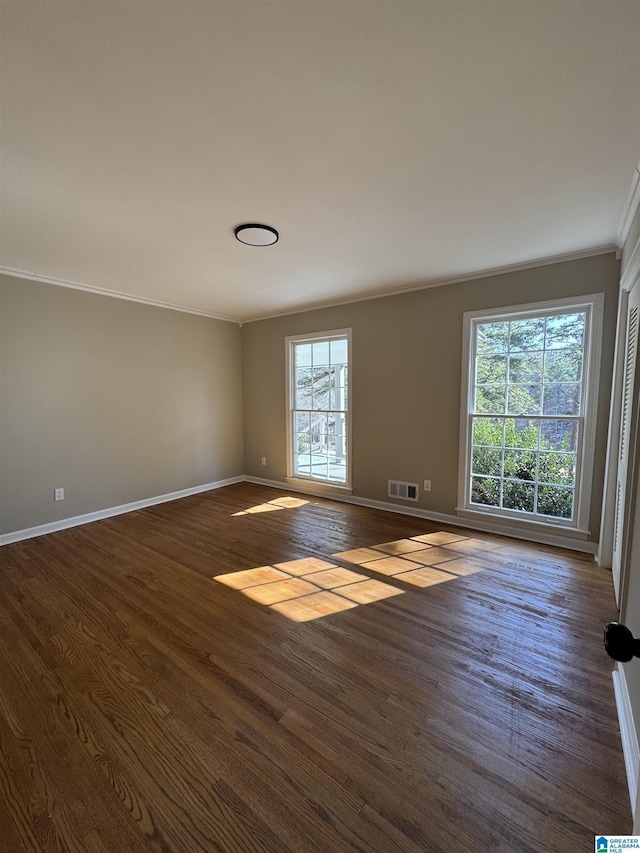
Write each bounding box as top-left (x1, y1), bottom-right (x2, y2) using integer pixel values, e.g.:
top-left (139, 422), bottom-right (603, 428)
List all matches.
top-left (286, 329), bottom-right (351, 489)
top-left (458, 295), bottom-right (603, 533)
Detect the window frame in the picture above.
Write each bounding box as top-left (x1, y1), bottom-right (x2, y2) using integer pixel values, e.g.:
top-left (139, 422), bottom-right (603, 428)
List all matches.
top-left (457, 294), bottom-right (604, 536)
top-left (285, 328), bottom-right (353, 492)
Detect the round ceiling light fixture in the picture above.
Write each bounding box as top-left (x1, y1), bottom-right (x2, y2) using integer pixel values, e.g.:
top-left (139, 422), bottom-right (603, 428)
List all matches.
top-left (234, 223), bottom-right (279, 246)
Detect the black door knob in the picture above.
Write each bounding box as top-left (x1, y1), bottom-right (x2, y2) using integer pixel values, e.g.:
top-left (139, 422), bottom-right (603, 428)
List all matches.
top-left (604, 622), bottom-right (640, 662)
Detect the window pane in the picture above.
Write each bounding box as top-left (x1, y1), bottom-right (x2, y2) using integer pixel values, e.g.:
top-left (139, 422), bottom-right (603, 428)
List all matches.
top-left (542, 383), bottom-right (581, 416)
top-left (295, 370), bottom-right (312, 408)
top-left (544, 349), bottom-right (583, 383)
top-left (471, 477), bottom-right (500, 506)
top-left (508, 352), bottom-right (543, 384)
top-left (503, 449), bottom-right (536, 481)
top-left (538, 452), bottom-right (576, 486)
top-left (541, 420), bottom-right (578, 452)
top-left (294, 412), bottom-right (310, 432)
top-left (509, 318), bottom-right (544, 351)
top-left (476, 355), bottom-right (507, 384)
top-left (503, 481), bottom-right (535, 513)
top-left (295, 454), bottom-right (311, 476)
top-left (311, 458), bottom-right (329, 479)
top-left (312, 367), bottom-right (330, 410)
top-left (545, 313), bottom-right (585, 350)
top-left (290, 333), bottom-right (350, 487)
top-left (472, 446), bottom-right (502, 477)
top-left (312, 425), bottom-right (327, 452)
top-left (329, 364), bottom-right (342, 387)
top-left (537, 485), bottom-right (574, 519)
top-left (472, 417), bottom-right (504, 447)
top-left (466, 304), bottom-right (593, 528)
top-left (330, 339), bottom-right (348, 365)
top-left (295, 433), bottom-right (310, 455)
top-left (475, 385), bottom-right (506, 414)
top-left (312, 389), bottom-right (330, 410)
top-left (328, 366), bottom-right (348, 410)
top-left (309, 414), bottom-right (325, 446)
top-left (312, 366), bottom-right (330, 387)
top-left (295, 344), bottom-right (312, 367)
top-left (331, 414), bottom-right (347, 456)
top-left (504, 418), bottom-right (540, 449)
top-left (507, 384), bottom-right (541, 415)
top-left (477, 322), bottom-right (509, 354)
top-left (295, 366), bottom-right (312, 388)
top-left (327, 456), bottom-right (347, 482)
top-left (330, 386), bottom-right (348, 411)
top-left (312, 341), bottom-right (330, 366)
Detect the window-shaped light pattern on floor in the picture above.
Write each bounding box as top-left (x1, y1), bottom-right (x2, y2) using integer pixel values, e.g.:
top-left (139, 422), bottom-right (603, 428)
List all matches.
top-left (232, 496), bottom-right (309, 516)
top-left (214, 532), bottom-right (496, 621)
top-left (215, 558), bottom-right (402, 621)
top-left (333, 531), bottom-right (495, 587)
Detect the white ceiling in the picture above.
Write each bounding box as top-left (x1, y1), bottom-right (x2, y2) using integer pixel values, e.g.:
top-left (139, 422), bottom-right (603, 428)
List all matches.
top-left (1, 1), bottom-right (639, 322)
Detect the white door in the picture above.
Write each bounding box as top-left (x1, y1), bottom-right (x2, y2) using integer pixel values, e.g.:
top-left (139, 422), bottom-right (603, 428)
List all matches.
top-left (613, 279), bottom-right (640, 600)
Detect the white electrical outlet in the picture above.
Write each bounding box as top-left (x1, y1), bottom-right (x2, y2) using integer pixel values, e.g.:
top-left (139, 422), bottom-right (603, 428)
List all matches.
top-left (423, 480), bottom-right (431, 492)
top-left (54, 488), bottom-right (65, 501)
top-left (261, 457), bottom-right (267, 466)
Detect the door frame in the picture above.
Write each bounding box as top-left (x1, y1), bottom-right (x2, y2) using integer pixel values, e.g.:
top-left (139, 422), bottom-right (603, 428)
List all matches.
top-left (600, 237), bottom-right (640, 610)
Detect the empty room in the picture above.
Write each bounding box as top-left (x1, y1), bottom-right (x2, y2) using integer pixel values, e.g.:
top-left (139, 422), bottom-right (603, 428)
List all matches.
top-left (2, 1), bottom-right (640, 851)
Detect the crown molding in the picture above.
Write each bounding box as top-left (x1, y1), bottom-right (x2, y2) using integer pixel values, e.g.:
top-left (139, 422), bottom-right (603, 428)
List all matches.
top-left (0, 266), bottom-right (242, 324)
top-left (242, 244), bottom-right (618, 324)
top-left (621, 227), bottom-right (640, 292)
top-left (1, 244), bottom-right (618, 326)
top-left (618, 160), bottom-right (640, 250)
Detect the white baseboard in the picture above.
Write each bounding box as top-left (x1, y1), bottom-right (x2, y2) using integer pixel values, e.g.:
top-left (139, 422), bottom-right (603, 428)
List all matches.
top-left (613, 665), bottom-right (639, 815)
top-left (1, 473), bottom-right (599, 554)
top-left (0, 476), bottom-right (245, 546)
top-left (244, 475), bottom-right (598, 554)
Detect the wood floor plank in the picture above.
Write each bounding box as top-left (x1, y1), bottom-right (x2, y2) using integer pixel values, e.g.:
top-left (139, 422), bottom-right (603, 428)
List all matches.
top-left (0, 482), bottom-right (631, 851)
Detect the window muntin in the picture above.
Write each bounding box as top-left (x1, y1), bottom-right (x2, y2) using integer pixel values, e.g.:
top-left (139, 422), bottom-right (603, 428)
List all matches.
top-left (288, 331), bottom-right (350, 486)
top-left (462, 300), bottom-right (601, 529)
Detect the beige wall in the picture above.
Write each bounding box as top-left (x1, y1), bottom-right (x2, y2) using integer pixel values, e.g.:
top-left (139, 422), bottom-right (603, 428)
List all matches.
top-left (242, 252), bottom-right (620, 540)
top-left (0, 274), bottom-right (244, 535)
top-left (0, 253), bottom-right (622, 542)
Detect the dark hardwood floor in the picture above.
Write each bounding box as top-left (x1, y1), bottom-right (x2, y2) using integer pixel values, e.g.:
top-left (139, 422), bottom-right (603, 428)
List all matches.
top-left (0, 482), bottom-right (630, 851)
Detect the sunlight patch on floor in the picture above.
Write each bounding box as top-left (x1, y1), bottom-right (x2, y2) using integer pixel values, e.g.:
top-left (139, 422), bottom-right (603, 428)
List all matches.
top-left (271, 592), bottom-right (358, 621)
top-left (214, 532), bottom-right (496, 622)
top-left (333, 532), bottom-right (496, 586)
top-left (214, 562), bottom-right (403, 621)
top-left (273, 557), bottom-right (337, 576)
top-left (215, 566), bottom-right (290, 589)
top-left (232, 496), bottom-right (309, 516)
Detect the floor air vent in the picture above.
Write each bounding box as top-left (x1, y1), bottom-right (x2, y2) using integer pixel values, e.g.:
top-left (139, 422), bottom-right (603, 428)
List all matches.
top-left (388, 480), bottom-right (419, 501)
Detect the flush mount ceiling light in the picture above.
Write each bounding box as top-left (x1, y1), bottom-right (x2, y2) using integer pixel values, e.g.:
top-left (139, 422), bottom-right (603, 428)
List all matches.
top-left (234, 223), bottom-right (279, 246)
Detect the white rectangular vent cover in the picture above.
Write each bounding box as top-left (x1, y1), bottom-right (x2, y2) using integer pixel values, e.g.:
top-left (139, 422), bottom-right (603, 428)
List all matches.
top-left (388, 480), bottom-right (419, 502)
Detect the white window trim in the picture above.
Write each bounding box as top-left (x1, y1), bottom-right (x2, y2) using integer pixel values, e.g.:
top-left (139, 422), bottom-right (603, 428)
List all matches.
top-left (285, 328), bottom-right (353, 493)
top-left (456, 293), bottom-right (604, 535)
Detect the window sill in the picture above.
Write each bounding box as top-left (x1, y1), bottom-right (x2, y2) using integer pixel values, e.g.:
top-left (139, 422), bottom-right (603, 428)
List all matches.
top-left (455, 506), bottom-right (590, 540)
top-left (286, 477), bottom-right (353, 496)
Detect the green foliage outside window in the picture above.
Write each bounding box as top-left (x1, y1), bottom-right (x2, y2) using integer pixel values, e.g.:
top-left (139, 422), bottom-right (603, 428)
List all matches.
top-left (471, 417), bottom-right (575, 519)
top-left (470, 312), bottom-right (585, 522)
